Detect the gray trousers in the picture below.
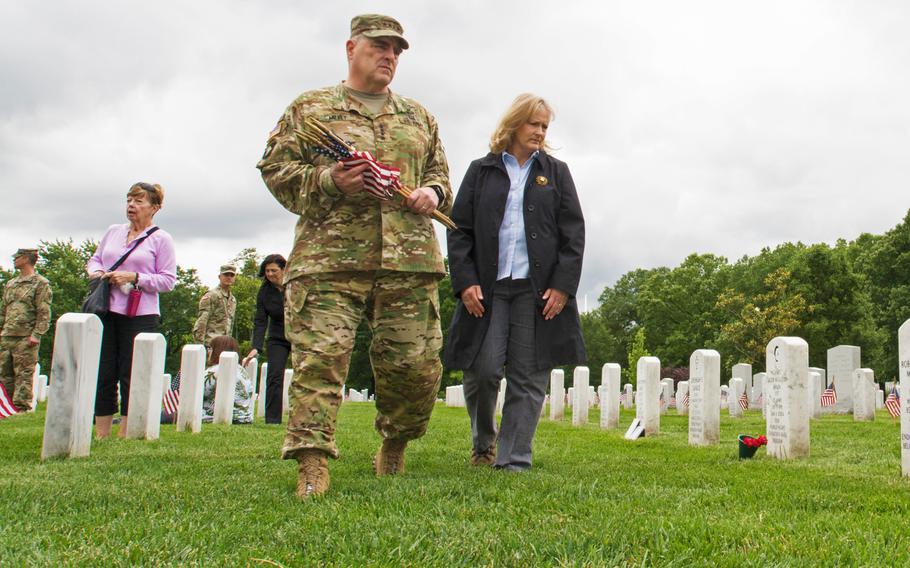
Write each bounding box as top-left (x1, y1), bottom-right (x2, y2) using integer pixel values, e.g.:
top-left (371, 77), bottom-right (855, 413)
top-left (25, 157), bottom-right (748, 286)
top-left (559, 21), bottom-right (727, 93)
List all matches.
top-left (463, 278), bottom-right (549, 471)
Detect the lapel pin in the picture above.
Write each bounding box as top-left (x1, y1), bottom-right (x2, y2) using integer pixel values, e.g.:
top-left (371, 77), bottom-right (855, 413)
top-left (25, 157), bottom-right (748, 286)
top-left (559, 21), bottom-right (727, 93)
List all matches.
top-left (536, 176), bottom-right (548, 186)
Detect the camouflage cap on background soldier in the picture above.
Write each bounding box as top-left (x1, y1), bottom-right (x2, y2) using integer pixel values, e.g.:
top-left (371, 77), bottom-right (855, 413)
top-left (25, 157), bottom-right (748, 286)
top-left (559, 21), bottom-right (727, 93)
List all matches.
top-left (219, 264), bottom-right (237, 275)
top-left (12, 248), bottom-right (38, 264)
top-left (350, 14), bottom-right (409, 49)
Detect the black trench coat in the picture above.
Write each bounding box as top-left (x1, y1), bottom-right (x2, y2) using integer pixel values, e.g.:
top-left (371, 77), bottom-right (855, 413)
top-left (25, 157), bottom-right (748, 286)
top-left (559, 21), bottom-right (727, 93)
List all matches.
top-left (444, 151), bottom-right (587, 371)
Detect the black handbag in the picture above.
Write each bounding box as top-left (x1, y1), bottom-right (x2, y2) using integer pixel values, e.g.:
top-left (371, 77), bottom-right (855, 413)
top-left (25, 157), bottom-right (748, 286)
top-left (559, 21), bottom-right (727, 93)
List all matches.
top-left (81, 227), bottom-right (160, 316)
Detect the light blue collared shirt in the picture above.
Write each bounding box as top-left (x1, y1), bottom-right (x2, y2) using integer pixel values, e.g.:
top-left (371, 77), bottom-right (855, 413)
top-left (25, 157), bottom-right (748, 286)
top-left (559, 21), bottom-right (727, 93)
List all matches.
top-left (497, 151), bottom-right (538, 281)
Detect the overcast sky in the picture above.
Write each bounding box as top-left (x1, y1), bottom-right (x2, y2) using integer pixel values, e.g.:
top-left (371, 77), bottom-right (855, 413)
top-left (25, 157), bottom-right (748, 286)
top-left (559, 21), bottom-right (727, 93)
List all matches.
top-left (2, 1), bottom-right (909, 308)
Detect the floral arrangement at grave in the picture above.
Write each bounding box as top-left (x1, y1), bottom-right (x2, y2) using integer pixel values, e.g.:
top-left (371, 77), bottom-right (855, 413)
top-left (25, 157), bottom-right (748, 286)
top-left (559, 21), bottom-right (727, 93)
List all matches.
top-left (739, 435), bottom-right (767, 448)
top-left (737, 434), bottom-right (767, 459)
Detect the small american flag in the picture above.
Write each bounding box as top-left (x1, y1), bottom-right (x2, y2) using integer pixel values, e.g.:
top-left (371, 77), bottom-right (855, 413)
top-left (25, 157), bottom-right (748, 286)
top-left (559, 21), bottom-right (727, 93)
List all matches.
top-left (885, 386), bottom-right (901, 419)
top-left (821, 381), bottom-right (837, 407)
top-left (682, 392), bottom-right (690, 408)
top-left (162, 373), bottom-right (181, 416)
top-left (341, 151), bottom-right (400, 200)
top-left (659, 391), bottom-right (665, 408)
top-left (0, 384), bottom-right (17, 419)
top-left (619, 392), bottom-right (627, 404)
top-left (739, 392), bottom-right (749, 411)
top-left (756, 392), bottom-right (763, 406)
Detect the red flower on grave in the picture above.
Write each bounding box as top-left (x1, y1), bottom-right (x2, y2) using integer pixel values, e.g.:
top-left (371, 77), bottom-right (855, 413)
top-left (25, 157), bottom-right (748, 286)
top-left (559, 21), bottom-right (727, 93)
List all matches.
top-left (740, 435), bottom-right (768, 448)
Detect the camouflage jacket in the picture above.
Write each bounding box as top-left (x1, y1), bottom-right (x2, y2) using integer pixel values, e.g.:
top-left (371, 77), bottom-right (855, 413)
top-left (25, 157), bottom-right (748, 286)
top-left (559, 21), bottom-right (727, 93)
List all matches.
top-left (257, 83), bottom-right (452, 282)
top-left (192, 287), bottom-right (236, 346)
top-left (0, 273), bottom-right (52, 338)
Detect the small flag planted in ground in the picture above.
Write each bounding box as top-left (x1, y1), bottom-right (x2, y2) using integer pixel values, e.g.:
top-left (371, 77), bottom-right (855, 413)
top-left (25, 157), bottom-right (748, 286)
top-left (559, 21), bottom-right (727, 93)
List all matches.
top-left (885, 386), bottom-right (901, 419)
top-left (821, 381), bottom-right (838, 407)
top-left (619, 392), bottom-right (627, 404)
top-left (739, 392), bottom-right (749, 411)
top-left (682, 392), bottom-right (690, 408)
top-left (0, 384), bottom-right (17, 419)
top-left (162, 373), bottom-right (181, 416)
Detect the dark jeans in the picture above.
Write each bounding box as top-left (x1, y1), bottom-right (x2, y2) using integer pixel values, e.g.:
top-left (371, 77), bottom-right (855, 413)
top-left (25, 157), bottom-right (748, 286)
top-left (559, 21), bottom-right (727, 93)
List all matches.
top-left (95, 312), bottom-right (159, 417)
top-left (265, 339), bottom-right (290, 424)
top-left (463, 278), bottom-right (549, 471)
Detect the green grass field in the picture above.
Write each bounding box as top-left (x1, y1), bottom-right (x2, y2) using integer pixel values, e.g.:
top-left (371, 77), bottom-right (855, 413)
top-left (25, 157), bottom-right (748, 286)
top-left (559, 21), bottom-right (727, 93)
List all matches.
top-left (2, 403), bottom-right (909, 567)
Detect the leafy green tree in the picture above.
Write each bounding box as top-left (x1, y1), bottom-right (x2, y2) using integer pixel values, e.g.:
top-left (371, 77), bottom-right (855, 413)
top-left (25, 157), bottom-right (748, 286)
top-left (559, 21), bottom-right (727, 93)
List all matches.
top-left (625, 327), bottom-right (650, 387)
top-left (714, 268), bottom-right (809, 369)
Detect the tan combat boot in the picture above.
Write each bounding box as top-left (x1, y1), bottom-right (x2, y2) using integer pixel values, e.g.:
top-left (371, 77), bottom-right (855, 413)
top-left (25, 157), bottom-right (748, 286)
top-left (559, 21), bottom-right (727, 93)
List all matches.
top-left (374, 438), bottom-right (408, 476)
top-left (470, 446), bottom-right (496, 466)
top-left (296, 449), bottom-right (330, 499)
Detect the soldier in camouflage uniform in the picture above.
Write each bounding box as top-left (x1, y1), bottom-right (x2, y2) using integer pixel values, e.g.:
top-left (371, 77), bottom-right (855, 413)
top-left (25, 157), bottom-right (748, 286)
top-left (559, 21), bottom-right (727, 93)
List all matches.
top-left (0, 248), bottom-right (52, 412)
top-left (257, 14), bottom-right (451, 498)
top-left (192, 264), bottom-right (238, 348)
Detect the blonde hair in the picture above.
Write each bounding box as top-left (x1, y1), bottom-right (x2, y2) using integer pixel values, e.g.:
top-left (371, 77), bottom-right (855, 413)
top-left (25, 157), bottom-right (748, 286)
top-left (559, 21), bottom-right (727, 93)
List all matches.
top-left (127, 182), bottom-right (165, 208)
top-left (489, 94), bottom-right (555, 154)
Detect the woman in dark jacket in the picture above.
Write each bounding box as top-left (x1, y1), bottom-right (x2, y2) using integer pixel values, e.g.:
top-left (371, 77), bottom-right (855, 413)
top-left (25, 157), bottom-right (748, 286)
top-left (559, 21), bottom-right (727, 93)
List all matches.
top-left (445, 94), bottom-right (586, 471)
top-left (242, 254), bottom-right (290, 424)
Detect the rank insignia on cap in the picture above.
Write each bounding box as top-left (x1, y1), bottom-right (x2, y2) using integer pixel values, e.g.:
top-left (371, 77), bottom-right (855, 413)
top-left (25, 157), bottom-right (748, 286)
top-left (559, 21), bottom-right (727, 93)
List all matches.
top-left (536, 176), bottom-right (548, 186)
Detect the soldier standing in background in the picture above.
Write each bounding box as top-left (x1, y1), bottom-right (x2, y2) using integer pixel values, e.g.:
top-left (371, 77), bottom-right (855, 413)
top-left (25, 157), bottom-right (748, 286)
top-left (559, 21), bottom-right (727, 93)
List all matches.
top-left (192, 264), bottom-right (238, 348)
top-left (0, 248), bottom-right (52, 412)
top-left (257, 14), bottom-right (451, 498)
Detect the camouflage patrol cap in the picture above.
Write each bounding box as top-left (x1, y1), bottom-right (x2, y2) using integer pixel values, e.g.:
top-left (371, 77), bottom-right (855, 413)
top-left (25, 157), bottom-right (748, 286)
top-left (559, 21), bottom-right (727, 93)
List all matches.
top-left (12, 248), bottom-right (38, 264)
top-left (219, 264), bottom-right (237, 275)
top-left (350, 14), bottom-right (409, 49)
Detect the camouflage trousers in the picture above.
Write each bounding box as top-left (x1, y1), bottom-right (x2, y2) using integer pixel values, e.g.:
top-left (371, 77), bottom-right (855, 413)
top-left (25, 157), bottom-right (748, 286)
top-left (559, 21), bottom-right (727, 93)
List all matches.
top-left (281, 270), bottom-right (443, 460)
top-left (0, 336), bottom-right (38, 412)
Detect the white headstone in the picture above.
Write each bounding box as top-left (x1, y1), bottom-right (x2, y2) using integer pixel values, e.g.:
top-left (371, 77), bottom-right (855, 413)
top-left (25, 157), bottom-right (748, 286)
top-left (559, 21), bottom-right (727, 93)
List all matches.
top-left (766, 337), bottom-right (810, 459)
top-left (852, 368), bottom-right (875, 422)
top-left (37, 374), bottom-right (49, 403)
top-left (638, 357), bottom-right (661, 436)
top-left (175, 345), bottom-right (206, 433)
top-left (496, 377), bottom-right (506, 415)
top-left (29, 363), bottom-right (40, 411)
top-left (283, 369), bottom-right (293, 414)
top-left (257, 362), bottom-right (268, 417)
top-left (753, 372), bottom-right (766, 414)
top-left (588, 385), bottom-right (596, 408)
top-left (689, 349), bottom-right (720, 446)
top-left (41, 313), bottom-right (102, 460)
top-left (349, 388), bottom-right (362, 402)
top-left (445, 385), bottom-right (465, 407)
top-left (676, 380), bottom-right (689, 416)
top-left (567, 387), bottom-right (575, 410)
top-left (732, 363), bottom-right (753, 397)
top-left (125, 333), bottom-right (166, 440)
top-left (550, 370), bottom-right (565, 420)
top-left (660, 379), bottom-right (673, 414)
top-left (600, 363), bottom-right (620, 429)
top-left (244, 358), bottom-right (258, 420)
top-left (720, 385), bottom-right (729, 409)
top-left (898, 319), bottom-right (910, 477)
top-left (876, 388), bottom-right (884, 409)
top-left (360, 388), bottom-right (369, 401)
top-left (827, 345), bottom-right (861, 414)
top-left (572, 366), bottom-right (590, 426)
top-left (623, 383), bottom-right (634, 409)
top-left (807, 366), bottom-right (825, 417)
top-left (213, 351), bottom-right (238, 425)
top-left (729, 377), bottom-right (744, 418)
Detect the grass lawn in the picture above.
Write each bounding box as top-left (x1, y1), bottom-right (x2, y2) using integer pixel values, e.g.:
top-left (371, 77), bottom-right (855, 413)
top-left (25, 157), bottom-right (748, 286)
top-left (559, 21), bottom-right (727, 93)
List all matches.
top-left (1, 402), bottom-right (909, 567)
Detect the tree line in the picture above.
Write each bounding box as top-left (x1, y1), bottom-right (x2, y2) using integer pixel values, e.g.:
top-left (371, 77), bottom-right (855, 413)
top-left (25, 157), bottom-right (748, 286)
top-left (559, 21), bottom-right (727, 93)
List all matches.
top-left (582, 209), bottom-right (910, 387)
top-left (3, 209), bottom-right (908, 392)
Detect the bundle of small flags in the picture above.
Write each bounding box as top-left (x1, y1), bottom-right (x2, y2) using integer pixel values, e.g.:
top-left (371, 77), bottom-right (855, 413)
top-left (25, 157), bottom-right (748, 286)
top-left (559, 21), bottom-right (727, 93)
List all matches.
top-left (821, 381), bottom-right (838, 407)
top-left (162, 373), bottom-right (181, 416)
top-left (885, 386), bottom-right (901, 419)
top-left (739, 392), bottom-right (749, 411)
top-left (296, 118), bottom-right (456, 229)
top-left (0, 384), bottom-right (17, 419)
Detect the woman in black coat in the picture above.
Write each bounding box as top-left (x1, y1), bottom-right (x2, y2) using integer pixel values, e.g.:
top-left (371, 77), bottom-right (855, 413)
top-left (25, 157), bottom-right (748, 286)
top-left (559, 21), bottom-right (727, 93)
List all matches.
top-left (445, 93), bottom-right (586, 471)
top-left (242, 254), bottom-right (290, 424)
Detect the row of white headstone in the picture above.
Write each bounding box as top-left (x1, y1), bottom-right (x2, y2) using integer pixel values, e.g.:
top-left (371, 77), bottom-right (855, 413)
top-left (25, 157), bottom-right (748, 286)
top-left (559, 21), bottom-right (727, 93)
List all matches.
top-left (40, 313), bottom-right (301, 461)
